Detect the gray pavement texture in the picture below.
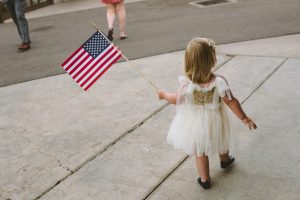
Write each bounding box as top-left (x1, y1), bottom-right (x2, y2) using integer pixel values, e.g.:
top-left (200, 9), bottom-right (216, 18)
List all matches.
top-left (1, 0), bottom-right (300, 200)
top-left (0, 0), bottom-right (300, 87)
top-left (1, 37), bottom-right (300, 199)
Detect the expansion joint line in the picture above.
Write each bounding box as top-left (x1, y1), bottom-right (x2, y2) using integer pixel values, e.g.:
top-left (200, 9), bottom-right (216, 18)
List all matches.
top-left (214, 55), bottom-right (235, 71)
top-left (143, 156), bottom-right (189, 200)
top-left (34, 103), bottom-right (169, 200)
top-left (241, 57), bottom-right (288, 104)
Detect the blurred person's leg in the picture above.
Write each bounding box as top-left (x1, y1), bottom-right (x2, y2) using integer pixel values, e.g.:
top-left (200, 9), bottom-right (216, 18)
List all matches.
top-left (106, 3), bottom-right (116, 41)
top-left (5, 0), bottom-right (22, 38)
top-left (15, 0), bottom-right (30, 44)
top-left (106, 3), bottom-right (116, 30)
top-left (116, 1), bottom-right (127, 39)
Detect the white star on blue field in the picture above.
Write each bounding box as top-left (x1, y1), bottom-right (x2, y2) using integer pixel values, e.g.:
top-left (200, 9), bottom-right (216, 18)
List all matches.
top-left (83, 32), bottom-right (110, 58)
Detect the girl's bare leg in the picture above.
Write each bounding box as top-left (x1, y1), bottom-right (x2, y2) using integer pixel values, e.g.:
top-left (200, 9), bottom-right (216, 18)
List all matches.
top-left (219, 151), bottom-right (229, 162)
top-left (196, 155), bottom-right (210, 181)
top-left (116, 1), bottom-right (127, 37)
top-left (106, 3), bottom-right (116, 30)
top-left (219, 151), bottom-right (235, 169)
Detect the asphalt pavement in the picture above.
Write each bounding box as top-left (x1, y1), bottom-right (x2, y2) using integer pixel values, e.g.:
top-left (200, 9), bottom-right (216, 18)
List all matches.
top-left (0, 0), bottom-right (300, 87)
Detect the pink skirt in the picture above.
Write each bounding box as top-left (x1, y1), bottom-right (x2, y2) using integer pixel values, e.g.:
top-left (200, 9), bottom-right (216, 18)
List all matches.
top-left (101, 0), bottom-right (123, 4)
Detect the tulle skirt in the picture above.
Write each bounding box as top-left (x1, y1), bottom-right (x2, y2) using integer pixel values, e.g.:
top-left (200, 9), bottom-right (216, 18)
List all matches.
top-left (167, 104), bottom-right (233, 156)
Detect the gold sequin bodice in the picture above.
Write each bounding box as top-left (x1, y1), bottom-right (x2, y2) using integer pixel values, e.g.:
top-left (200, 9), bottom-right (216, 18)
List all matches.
top-left (193, 87), bottom-right (216, 105)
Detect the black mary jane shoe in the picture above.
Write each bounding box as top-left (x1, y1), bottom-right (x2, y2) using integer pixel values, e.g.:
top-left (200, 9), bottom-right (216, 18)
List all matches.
top-left (220, 156), bottom-right (235, 169)
top-left (107, 28), bottom-right (113, 41)
top-left (197, 177), bottom-right (211, 189)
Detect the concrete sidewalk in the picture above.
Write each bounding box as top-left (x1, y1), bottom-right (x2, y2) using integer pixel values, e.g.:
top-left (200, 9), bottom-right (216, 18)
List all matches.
top-left (0, 35), bottom-right (299, 200)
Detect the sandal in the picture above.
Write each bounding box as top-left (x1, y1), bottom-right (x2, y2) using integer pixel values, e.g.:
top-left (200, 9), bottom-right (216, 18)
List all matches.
top-left (107, 28), bottom-right (113, 41)
top-left (220, 156), bottom-right (235, 169)
top-left (197, 177), bottom-right (211, 189)
top-left (120, 35), bottom-right (128, 40)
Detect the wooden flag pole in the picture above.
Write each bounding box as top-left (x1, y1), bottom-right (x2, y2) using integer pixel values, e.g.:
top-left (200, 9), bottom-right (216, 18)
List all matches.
top-left (91, 22), bottom-right (111, 42)
top-left (121, 54), bottom-right (160, 90)
top-left (91, 22), bottom-right (160, 90)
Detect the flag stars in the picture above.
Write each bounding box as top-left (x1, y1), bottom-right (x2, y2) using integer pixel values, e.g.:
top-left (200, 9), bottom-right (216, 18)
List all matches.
top-left (62, 31), bottom-right (121, 91)
top-left (83, 32), bottom-right (110, 58)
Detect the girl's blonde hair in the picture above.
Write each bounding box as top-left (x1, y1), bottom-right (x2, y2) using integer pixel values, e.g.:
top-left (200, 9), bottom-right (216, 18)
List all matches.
top-left (184, 38), bottom-right (217, 84)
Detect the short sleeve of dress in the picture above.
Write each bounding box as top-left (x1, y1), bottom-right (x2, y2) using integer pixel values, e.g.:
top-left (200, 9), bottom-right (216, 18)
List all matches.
top-left (216, 76), bottom-right (232, 100)
top-left (176, 76), bottom-right (190, 104)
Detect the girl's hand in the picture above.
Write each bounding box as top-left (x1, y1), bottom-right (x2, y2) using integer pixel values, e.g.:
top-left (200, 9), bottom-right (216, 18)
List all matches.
top-left (156, 90), bottom-right (165, 100)
top-left (242, 116), bottom-right (257, 130)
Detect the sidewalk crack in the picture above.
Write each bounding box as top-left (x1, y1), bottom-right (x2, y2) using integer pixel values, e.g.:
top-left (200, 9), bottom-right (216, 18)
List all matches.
top-left (13, 129), bottom-right (73, 174)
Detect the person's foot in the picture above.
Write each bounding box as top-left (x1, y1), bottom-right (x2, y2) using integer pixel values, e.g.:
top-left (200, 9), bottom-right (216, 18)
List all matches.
top-left (18, 42), bottom-right (30, 51)
top-left (197, 177), bottom-right (211, 189)
top-left (120, 34), bottom-right (128, 40)
top-left (107, 29), bottom-right (113, 41)
top-left (220, 156), bottom-right (235, 169)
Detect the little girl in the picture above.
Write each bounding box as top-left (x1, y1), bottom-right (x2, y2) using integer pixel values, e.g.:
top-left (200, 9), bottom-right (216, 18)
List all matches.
top-left (157, 38), bottom-right (257, 189)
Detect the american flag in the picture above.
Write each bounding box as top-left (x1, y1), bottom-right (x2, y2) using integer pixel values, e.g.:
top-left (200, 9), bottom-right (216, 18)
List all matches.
top-left (61, 31), bottom-right (122, 91)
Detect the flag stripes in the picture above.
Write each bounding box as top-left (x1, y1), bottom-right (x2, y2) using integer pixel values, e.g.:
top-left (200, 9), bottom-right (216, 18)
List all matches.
top-left (84, 53), bottom-right (122, 91)
top-left (61, 31), bottom-right (122, 91)
top-left (75, 45), bottom-right (115, 83)
top-left (62, 47), bottom-right (83, 67)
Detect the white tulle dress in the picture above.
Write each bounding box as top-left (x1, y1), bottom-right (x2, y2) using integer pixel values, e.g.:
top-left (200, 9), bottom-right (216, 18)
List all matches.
top-left (167, 75), bottom-right (234, 156)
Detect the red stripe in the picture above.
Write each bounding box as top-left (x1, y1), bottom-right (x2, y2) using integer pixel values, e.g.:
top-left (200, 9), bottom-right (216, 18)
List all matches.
top-left (76, 46), bottom-right (115, 83)
top-left (72, 56), bottom-right (94, 79)
top-left (69, 54), bottom-right (90, 75)
top-left (80, 50), bottom-right (118, 87)
top-left (65, 50), bottom-right (86, 71)
top-left (84, 53), bottom-right (122, 91)
top-left (61, 46), bottom-right (83, 67)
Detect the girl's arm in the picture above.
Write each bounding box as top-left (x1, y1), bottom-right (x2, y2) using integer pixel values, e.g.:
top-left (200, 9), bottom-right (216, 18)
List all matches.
top-left (157, 90), bottom-right (177, 104)
top-left (222, 92), bottom-right (257, 130)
